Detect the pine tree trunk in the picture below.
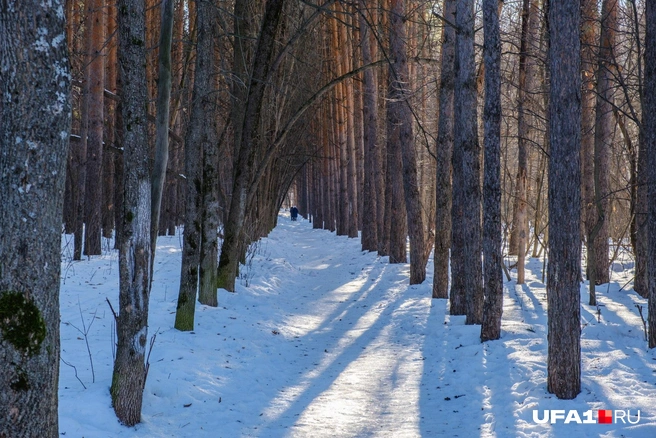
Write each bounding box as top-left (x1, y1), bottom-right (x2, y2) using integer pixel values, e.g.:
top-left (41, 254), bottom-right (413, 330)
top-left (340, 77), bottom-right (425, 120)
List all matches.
top-left (84, 0), bottom-right (105, 256)
top-left (580, 0), bottom-right (597, 286)
top-left (359, 0), bottom-right (380, 252)
top-left (113, 78), bottom-right (125, 250)
top-left (386, 74), bottom-right (408, 265)
top-left (588, 0), bottom-right (616, 302)
top-left (481, 0), bottom-right (503, 342)
top-left (111, 0), bottom-right (152, 425)
top-left (74, 35), bottom-right (90, 260)
top-left (433, 0), bottom-right (455, 299)
top-left (450, 0), bottom-right (482, 323)
top-left (103, 4), bottom-right (117, 239)
top-left (547, 0), bottom-right (582, 399)
top-left (0, 1), bottom-right (70, 435)
top-left (512, 0), bottom-right (537, 284)
top-left (389, 0), bottom-right (427, 283)
top-left (342, 6), bottom-right (359, 239)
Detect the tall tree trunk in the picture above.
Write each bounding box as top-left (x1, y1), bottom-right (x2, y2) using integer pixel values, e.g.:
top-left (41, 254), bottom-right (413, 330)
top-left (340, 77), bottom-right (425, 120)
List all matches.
top-left (175, 0), bottom-right (215, 330)
top-left (199, 21), bottom-right (220, 306)
top-left (386, 74), bottom-right (407, 264)
top-left (111, 0), bottom-right (152, 425)
top-left (588, 0), bottom-right (616, 303)
top-left (450, 0), bottom-right (482, 323)
top-left (103, 2), bottom-right (118, 239)
top-left (151, 0), bottom-right (175, 278)
top-left (216, 0), bottom-right (286, 292)
top-left (433, 0), bottom-right (455, 299)
top-left (231, 0), bottom-right (256, 161)
top-left (580, 0), bottom-right (597, 286)
top-left (645, 0), bottom-right (656, 348)
top-left (336, 87), bottom-right (349, 236)
top-left (512, 0), bottom-right (537, 284)
top-left (84, 0), bottom-right (105, 256)
top-left (374, 7), bottom-right (387, 256)
top-left (359, 0), bottom-right (380, 252)
top-left (113, 76), bottom-right (125, 250)
top-left (547, 0), bottom-right (581, 400)
top-left (388, 0), bottom-right (427, 283)
top-left (0, 1), bottom-right (70, 435)
top-left (74, 19), bottom-right (91, 260)
top-left (342, 6), bottom-right (359, 239)
top-left (481, 0), bottom-right (503, 342)
top-left (635, 114), bottom-right (648, 297)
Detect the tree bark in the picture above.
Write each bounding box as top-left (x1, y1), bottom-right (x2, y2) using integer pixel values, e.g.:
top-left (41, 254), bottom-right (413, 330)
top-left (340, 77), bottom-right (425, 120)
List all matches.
top-left (588, 0), bottom-right (616, 303)
top-left (103, 1), bottom-right (118, 239)
top-left (359, 0), bottom-right (380, 252)
top-left (645, 0), bottom-right (656, 348)
top-left (84, 0), bottom-right (105, 256)
top-left (0, 0), bottom-right (70, 435)
top-left (635, 133), bottom-right (648, 297)
top-left (580, 0), bottom-right (597, 286)
top-left (74, 24), bottom-right (91, 260)
top-left (433, 0), bottom-right (455, 299)
top-left (110, 0), bottom-right (152, 425)
top-left (388, 0), bottom-right (427, 284)
top-left (342, 6), bottom-right (359, 239)
top-left (385, 74), bottom-right (407, 264)
top-left (151, 0), bottom-right (175, 279)
top-left (450, 0), bottom-right (482, 323)
top-left (481, 0), bottom-right (503, 342)
top-left (511, 0), bottom-right (537, 284)
top-left (547, 0), bottom-right (582, 399)
top-left (199, 16), bottom-right (220, 306)
top-left (175, 0), bottom-right (215, 329)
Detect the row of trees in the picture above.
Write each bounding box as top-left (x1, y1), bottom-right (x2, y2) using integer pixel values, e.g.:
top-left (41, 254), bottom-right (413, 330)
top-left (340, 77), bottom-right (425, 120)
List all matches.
top-left (4, 0), bottom-right (656, 435)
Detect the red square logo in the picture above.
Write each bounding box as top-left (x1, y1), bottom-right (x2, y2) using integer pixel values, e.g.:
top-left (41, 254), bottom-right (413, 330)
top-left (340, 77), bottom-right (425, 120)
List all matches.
top-left (598, 410), bottom-right (613, 424)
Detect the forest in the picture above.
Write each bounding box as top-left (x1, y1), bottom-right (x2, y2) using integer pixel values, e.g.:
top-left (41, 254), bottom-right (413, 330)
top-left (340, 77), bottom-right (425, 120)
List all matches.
top-left (2, 0), bottom-right (656, 435)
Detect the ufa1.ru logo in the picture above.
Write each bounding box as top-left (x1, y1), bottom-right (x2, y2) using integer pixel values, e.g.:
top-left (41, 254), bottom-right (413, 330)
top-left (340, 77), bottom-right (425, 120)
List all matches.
top-left (532, 409), bottom-right (640, 424)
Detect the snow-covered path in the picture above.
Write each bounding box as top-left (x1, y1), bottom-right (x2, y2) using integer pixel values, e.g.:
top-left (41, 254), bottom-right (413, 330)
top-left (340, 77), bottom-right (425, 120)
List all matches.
top-left (59, 214), bottom-right (656, 437)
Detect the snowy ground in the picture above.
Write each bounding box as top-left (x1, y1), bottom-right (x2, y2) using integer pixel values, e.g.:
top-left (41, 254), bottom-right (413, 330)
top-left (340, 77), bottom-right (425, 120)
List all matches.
top-left (59, 213), bottom-right (656, 437)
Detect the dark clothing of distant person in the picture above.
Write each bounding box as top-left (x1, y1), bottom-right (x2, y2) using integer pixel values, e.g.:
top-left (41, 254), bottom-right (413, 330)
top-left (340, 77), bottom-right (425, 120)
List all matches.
top-left (290, 206), bottom-right (299, 221)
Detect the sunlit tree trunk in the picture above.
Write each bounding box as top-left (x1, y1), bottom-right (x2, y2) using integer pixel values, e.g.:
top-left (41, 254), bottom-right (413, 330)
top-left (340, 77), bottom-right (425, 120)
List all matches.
top-left (481, 0), bottom-right (503, 341)
top-left (547, 0), bottom-right (582, 400)
top-left (388, 0), bottom-right (426, 283)
top-left (588, 0), bottom-right (616, 303)
top-left (511, 0), bottom-right (538, 283)
top-left (580, 0), bottom-right (597, 287)
top-left (341, 5), bottom-right (359, 239)
top-left (433, 0), bottom-right (455, 299)
top-left (359, 0), bottom-right (380, 252)
top-left (450, 0), bottom-right (482, 323)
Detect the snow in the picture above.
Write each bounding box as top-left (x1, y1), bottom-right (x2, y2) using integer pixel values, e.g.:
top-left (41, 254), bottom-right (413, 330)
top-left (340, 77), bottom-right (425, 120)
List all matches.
top-left (59, 213), bottom-right (656, 437)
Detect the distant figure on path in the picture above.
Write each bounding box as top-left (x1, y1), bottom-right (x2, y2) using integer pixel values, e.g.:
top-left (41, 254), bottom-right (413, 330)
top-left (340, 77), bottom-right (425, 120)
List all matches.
top-left (290, 206), bottom-right (299, 221)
